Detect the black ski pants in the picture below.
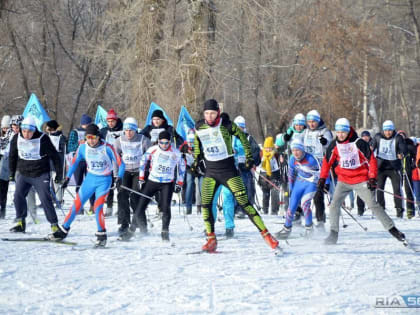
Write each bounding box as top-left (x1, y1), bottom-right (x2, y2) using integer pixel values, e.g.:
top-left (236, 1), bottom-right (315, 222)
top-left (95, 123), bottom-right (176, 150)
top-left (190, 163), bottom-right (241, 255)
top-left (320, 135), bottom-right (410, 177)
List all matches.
top-left (14, 172), bottom-right (58, 224)
top-left (133, 181), bottom-right (174, 232)
top-left (117, 170), bottom-right (139, 227)
top-left (376, 169), bottom-right (403, 210)
top-left (0, 179), bottom-right (9, 211)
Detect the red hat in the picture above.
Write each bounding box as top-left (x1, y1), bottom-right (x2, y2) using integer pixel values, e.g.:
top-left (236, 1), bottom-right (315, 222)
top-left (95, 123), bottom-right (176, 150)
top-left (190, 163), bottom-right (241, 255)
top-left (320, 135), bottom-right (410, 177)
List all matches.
top-left (106, 109), bottom-right (118, 120)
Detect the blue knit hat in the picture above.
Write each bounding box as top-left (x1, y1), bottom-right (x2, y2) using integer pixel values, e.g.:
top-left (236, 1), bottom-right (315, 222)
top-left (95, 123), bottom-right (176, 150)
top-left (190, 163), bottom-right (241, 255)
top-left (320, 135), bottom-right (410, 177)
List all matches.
top-left (382, 120), bottom-right (395, 131)
top-left (292, 113), bottom-right (306, 126)
top-left (335, 118), bottom-right (350, 132)
top-left (80, 114), bottom-right (92, 125)
top-left (290, 138), bottom-right (305, 151)
top-left (306, 110), bottom-right (321, 123)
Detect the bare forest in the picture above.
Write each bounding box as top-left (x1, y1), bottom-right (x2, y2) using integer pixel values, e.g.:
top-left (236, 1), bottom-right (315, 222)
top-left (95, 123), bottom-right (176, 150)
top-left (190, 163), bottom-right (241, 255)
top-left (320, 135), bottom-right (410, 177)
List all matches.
top-left (1, 0), bottom-right (420, 141)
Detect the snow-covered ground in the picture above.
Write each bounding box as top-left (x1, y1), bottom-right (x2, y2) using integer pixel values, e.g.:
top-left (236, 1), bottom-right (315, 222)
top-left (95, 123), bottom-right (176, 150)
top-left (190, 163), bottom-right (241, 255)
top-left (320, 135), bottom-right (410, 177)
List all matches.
top-left (1, 182), bottom-right (419, 314)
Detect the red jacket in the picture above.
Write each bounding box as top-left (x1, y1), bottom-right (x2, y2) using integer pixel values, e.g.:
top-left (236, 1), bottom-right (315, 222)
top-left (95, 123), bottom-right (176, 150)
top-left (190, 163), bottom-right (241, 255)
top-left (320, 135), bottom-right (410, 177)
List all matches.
top-left (320, 128), bottom-right (377, 185)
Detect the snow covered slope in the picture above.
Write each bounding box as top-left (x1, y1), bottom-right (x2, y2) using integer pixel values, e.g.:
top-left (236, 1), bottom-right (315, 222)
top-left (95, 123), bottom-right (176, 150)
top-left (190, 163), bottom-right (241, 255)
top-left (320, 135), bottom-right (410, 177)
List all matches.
top-left (0, 184), bottom-right (419, 314)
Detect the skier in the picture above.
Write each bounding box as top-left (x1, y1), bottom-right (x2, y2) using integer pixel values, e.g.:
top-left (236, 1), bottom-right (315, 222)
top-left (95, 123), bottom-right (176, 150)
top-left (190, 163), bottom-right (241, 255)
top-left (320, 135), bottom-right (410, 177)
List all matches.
top-left (302, 110), bottom-right (333, 227)
top-left (51, 124), bottom-right (125, 246)
top-left (140, 109), bottom-right (183, 147)
top-left (45, 120), bottom-right (67, 205)
top-left (67, 114), bottom-right (94, 214)
top-left (355, 130), bottom-right (373, 216)
top-left (231, 116), bottom-right (261, 218)
top-left (113, 117), bottom-right (151, 235)
top-left (8, 116), bottom-right (63, 233)
top-left (276, 113), bottom-right (306, 155)
top-left (372, 120), bottom-right (407, 217)
top-left (0, 115), bottom-right (12, 218)
top-left (100, 108), bottom-right (123, 217)
top-left (181, 131), bottom-right (198, 215)
top-left (319, 118), bottom-right (406, 245)
top-left (397, 130), bottom-right (416, 219)
top-left (192, 99), bottom-right (279, 253)
top-left (275, 138), bottom-right (319, 239)
top-left (124, 130), bottom-right (185, 241)
top-left (258, 136), bottom-right (281, 215)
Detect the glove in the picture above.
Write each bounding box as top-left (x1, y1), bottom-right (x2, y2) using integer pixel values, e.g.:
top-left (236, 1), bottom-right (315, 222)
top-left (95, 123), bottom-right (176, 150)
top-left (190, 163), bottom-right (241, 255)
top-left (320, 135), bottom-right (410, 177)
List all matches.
top-left (54, 175), bottom-right (62, 184)
top-left (245, 158), bottom-right (255, 170)
top-left (319, 135), bottom-right (328, 145)
top-left (190, 160), bottom-right (200, 176)
top-left (115, 177), bottom-right (122, 192)
top-left (61, 177), bottom-right (70, 190)
top-left (317, 178), bottom-right (326, 193)
top-left (138, 179), bottom-right (145, 190)
top-left (367, 178), bottom-right (377, 191)
top-left (283, 132), bottom-right (292, 142)
top-left (9, 175), bottom-right (15, 182)
top-left (174, 184), bottom-right (182, 193)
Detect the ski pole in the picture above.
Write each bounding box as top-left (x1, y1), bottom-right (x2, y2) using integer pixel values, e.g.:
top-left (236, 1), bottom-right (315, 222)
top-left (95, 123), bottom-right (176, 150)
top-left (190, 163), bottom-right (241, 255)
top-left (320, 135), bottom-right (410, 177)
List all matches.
top-left (252, 170), bottom-right (283, 193)
top-left (178, 192), bottom-right (193, 231)
top-left (325, 191), bottom-right (347, 228)
top-left (120, 185), bottom-right (157, 202)
top-left (374, 186), bottom-right (416, 204)
top-left (341, 205), bottom-right (368, 232)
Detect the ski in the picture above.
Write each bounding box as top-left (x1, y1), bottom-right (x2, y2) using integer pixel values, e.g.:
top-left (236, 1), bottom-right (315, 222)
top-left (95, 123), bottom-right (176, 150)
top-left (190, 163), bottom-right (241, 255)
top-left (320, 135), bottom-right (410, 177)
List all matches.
top-left (186, 250), bottom-right (225, 255)
top-left (1, 237), bottom-right (77, 246)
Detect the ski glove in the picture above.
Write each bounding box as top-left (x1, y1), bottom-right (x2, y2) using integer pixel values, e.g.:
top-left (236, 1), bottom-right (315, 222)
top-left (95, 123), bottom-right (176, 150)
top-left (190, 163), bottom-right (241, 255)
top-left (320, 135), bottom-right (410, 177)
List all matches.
top-left (115, 177), bottom-right (122, 192)
top-left (245, 158), bottom-right (255, 170)
top-left (367, 178), bottom-right (377, 191)
top-left (61, 177), bottom-right (70, 190)
top-left (319, 135), bottom-right (328, 145)
top-left (138, 179), bottom-right (145, 190)
top-left (54, 175), bottom-right (63, 184)
top-left (174, 184), bottom-right (182, 193)
top-left (283, 132), bottom-right (293, 142)
top-left (9, 175), bottom-right (15, 182)
top-left (317, 178), bottom-right (326, 192)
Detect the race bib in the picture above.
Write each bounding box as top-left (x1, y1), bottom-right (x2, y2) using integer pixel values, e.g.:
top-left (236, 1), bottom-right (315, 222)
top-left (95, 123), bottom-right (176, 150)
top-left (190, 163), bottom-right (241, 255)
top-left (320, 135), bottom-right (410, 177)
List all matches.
top-left (196, 120), bottom-right (230, 161)
top-left (121, 140), bottom-right (143, 167)
top-left (17, 134), bottom-right (42, 160)
top-left (149, 149), bottom-right (179, 182)
top-left (304, 132), bottom-right (323, 158)
top-left (337, 142), bottom-right (361, 169)
top-left (377, 138), bottom-right (397, 160)
top-left (85, 144), bottom-right (112, 176)
top-left (150, 128), bottom-right (165, 143)
top-left (49, 135), bottom-right (61, 152)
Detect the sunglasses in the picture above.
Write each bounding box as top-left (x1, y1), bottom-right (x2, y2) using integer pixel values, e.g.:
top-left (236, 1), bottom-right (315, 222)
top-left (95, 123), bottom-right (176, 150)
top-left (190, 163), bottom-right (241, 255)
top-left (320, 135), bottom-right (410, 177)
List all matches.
top-left (159, 140), bottom-right (170, 145)
top-left (85, 135), bottom-right (98, 140)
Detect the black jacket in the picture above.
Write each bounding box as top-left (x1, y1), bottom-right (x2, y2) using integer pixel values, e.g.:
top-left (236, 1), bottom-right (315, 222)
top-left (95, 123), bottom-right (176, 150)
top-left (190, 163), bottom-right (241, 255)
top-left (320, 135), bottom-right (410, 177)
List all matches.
top-left (100, 118), bottom-right (123, 140)
top-left (372, 131), bottom-right (407, 171)
top-left (9, 130), bottom-right (63, 179)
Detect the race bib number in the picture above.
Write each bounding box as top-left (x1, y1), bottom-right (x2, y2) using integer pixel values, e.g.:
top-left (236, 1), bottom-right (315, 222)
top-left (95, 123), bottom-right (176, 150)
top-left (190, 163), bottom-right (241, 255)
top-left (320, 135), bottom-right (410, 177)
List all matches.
top-left (196, 120), bottom-right (230, 161)
top-left (377, 138), bottom-right (396, 160)
top-left (337, 142), bottom-right (361, 169)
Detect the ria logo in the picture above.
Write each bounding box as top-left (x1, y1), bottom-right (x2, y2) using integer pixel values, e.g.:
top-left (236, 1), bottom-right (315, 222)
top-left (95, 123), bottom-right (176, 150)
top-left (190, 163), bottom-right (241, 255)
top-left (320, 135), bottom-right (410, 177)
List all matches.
top-left (375, 295), bottom-right (420, 308)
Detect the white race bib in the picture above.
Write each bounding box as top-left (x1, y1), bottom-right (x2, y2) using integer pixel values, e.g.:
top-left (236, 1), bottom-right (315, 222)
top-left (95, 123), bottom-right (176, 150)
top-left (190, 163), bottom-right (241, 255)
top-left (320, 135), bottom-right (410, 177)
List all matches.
top-left (106, 130), bottom-right (121, 146)
top-left (304, 131), bottom-right (323, 159)
top-left (377, 138), bottom-right (397, 161)
top-left (337, 142), bottom-right (361, 169)
top-left (85, 144), bottom-right (112, 176)
top-left (150, 128), bottom-right (165, 143)
top-left (49, 134), bottom-right (61, 152)
top-left (17, 134), bottom-right (43, 160)
top-left (149, 149), bottom-right (180, 183)
top-left (121, 140), bottom-right (143, 168)
top-left (196, 120), bottom-right (230, 161)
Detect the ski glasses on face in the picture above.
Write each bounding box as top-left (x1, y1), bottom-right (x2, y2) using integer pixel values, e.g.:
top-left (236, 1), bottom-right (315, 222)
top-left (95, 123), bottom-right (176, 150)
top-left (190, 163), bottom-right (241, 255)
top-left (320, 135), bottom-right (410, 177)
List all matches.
top-left (85, 135), bottom-right (98, 140)
top-left (159, 140), bottom-right (170, 145)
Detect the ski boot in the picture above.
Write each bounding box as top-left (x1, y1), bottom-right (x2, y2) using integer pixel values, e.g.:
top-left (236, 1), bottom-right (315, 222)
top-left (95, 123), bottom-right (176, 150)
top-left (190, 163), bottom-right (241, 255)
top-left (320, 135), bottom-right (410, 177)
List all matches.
top-left (95, 230), bottom-right (107, 247)
top-left (202, 232), bottom-right (217, 252)
top-left (303, 224), bottom-right (314, 239)
top-left (275, 226), bottom-right (291, 240)
top-left (261, 229), bottom-right (279, 249)
top-left (10, 219), bottom-right (26, 233)
top-left (396, 208), bottom-right (404, 218)
top-left (161, 230), bottom-right (170, 242)
top-left (262, 208), bottom-right (269, 215)
top-left (389, 227), bottom-right (406, 242)
top-left (186, 207), bottom-right (192, 215)
top-left (225, 228), bottom-right (234, 239)
top-left (324, 230), bottom-right (339, 245)
top-left (118, 224), bottom-right (129, 236)
top-left (49, 225), bottom-right (69, 240)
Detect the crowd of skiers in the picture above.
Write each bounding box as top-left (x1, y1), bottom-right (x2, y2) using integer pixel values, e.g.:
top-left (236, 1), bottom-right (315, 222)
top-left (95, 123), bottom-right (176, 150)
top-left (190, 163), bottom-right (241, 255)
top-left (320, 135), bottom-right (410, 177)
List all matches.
top-left (0, 99), bottom-right (417, 251)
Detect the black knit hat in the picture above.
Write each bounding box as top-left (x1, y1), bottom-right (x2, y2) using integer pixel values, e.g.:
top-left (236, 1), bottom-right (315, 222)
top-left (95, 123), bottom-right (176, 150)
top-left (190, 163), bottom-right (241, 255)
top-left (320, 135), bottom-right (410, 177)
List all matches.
top-left (152, 110), bottom-right (165, 120)
top-left (46, 120), bottom-right (59, 130)
top-left (158, 130), bottom-right (171, 140)
top-left (203, 99), bottom-right (219, 111)
top-left (85, 124), bottom-right (100, 136)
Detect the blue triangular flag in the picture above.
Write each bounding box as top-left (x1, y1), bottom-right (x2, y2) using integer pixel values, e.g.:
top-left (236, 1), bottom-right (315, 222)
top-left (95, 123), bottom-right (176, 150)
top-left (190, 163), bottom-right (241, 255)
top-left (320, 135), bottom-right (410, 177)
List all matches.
top-left (95, 105), bottom-right (108, 129)
top-left (176, 106), bottom-right (195, 141)
top-left (144, 102), bottom-right (173, 127)
top-left (22, 93), bottom-right (51, 131)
